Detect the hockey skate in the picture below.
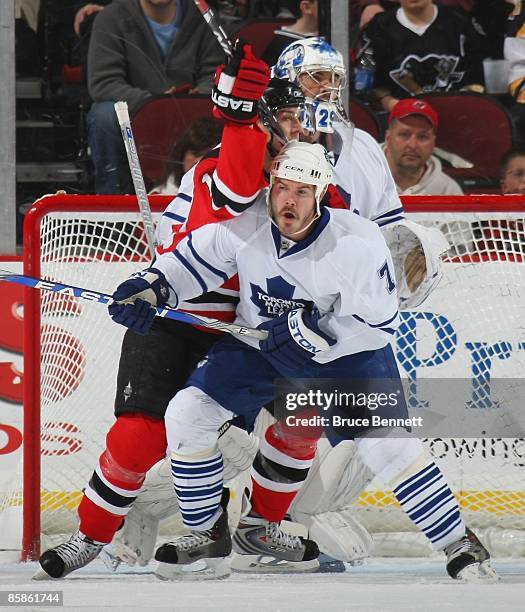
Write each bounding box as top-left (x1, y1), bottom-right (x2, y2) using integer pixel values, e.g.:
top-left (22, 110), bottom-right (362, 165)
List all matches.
top-left (230, 494), bottom-right (319, 573)
top-left (34, 531), bottom-right (104, 579)
top-left (154, 510), bottom-right (232, 580)
top-left (444, 527), bottom-right (499, 581)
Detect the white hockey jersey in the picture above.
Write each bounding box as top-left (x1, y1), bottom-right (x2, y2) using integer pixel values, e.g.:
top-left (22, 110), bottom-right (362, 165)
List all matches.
top-left (154, 198), bottom-right (400, 363)
top-left (331, 122), bottom-right (404, 227)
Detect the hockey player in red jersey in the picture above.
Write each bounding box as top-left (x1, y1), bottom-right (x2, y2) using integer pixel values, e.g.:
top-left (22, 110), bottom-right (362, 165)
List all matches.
top-left (35, 42), bottom-right (273, 580)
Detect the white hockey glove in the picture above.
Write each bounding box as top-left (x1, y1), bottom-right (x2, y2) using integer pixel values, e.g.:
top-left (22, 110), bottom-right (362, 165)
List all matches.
top-left (382, 220), bottom-right (449, 309)
top-left (290, 437), bottom-right (375, 562)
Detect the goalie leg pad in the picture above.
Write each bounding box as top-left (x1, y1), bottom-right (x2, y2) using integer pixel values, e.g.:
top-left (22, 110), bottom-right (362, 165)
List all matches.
top-left (218, 425), bottom-right (259, 483)
top-left (291, 438), bottom-right (374, 561)
top-left (105, 459), bottom-right (181, 569)
top-left (79, 414), bottom-right (167, 543)
top-left (304, 509), bottom-right (373, 562)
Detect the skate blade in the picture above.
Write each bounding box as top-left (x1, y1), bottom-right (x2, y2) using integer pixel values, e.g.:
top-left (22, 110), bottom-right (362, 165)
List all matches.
top-left (155, 557), bottom-right (230, 581)
top-left (100, 544), bottom-right (122, 572)
top-left (100, 542), bottom-right (142, 572)
top-left (32, 567), bottom-right (55, 581)
top-left (230, 553), bottom-right (319, 573)
top-left (456, 560), bottom-right (500, 583)
top-left (479, 560), bottom-right (500, 582)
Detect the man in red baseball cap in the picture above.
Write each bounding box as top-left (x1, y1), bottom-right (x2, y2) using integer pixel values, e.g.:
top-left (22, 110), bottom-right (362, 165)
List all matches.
top-left (383, 98), bottom-right (463, 195)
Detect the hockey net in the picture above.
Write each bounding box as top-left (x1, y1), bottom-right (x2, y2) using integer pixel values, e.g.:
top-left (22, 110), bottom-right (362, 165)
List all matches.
top-left (7, 193), bottom-right (525, 560)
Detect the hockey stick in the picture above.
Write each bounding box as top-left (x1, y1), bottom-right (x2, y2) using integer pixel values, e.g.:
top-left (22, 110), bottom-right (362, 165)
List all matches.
top-left (192, 0), bottom-right (233, 58)
top-left (114, 101), bottom-right (157, 260)
top-left (0, 269), bottom-right (267, 340)
top-left (191, 0), bottom-right (277, 124)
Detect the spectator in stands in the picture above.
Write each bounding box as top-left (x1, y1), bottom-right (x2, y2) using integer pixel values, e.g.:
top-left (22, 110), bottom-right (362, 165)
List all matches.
top-left (500, 145), bottom-right (525, 194)
top-left (505, 1), bottom-right (525, 139)
top-left (15, 0), bottom-right (40, 76)
top-left (73, 2), bottom-right (111, 37)
top-left (383, 98), bottom-right (463, 194)
top-left (86, 0), bottom-right (224, 194)
top-left (361, 0), bottom-right (487, 111)
top-left (354, 1), bottom-right (509, 40)
top-left (262, 1), bottom-right (319, 66)
top-left (350, 1), bottom-right (398, 29)
top-left (209, 0), bottom-right (249, 23)
top-left (154, 117), bottom-right (224, 193)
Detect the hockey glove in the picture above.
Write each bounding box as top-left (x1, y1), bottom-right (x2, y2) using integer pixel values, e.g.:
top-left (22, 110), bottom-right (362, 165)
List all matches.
top-left (108, 268), bottom-right (170, 335)
top-left (259, 308), bottom-right (336, 370)
top-left (212, 42), bottom-right (270, 124)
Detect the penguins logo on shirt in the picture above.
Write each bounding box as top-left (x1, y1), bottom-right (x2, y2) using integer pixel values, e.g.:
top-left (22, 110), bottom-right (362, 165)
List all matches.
top-left (250, 276), bottom-right (313, 318)
top-left (390, 53), bottom-right (464, 94)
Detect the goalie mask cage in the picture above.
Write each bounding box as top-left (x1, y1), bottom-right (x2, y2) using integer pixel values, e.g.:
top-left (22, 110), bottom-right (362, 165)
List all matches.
top-left (11, 193), bottom-right (525, 561)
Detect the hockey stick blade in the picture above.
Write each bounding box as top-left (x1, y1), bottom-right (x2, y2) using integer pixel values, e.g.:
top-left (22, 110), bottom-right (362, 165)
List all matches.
top-left (0, 269), bottom-right (267, 340)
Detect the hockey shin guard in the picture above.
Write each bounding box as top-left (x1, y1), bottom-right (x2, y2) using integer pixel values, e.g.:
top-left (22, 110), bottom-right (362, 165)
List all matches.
top-left (393, 461), bottom-right (465, 550)
top-left (79, 414), bottom-right (167, 543)
top-left (250, 415), bottom-right (322, 522)
top-left (171, 449), bottom-right (225, 530)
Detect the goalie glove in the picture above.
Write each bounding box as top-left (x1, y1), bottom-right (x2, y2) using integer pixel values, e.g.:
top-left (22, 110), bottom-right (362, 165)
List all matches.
top-left (212, 42), bottom-right (270, 124)
top-left (108, 268), bottom-right (171, 335)
top-left (382, 220), bottom-right (449, 309)
top-left (259, 307), bottom-right (336, 370)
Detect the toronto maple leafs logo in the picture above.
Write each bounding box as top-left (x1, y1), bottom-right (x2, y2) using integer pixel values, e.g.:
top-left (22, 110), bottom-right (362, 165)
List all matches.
top-left (390, 54), bottom-right (464, 94)
top-left (250, 276), bottom-right (313, 318)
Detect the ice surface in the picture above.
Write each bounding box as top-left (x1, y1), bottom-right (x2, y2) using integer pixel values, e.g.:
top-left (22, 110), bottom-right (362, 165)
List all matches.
top-left (0, 554), bottom-right (524, 611)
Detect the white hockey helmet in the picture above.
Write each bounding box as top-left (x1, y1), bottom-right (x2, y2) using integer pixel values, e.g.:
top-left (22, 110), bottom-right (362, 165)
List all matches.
top-left (269, 140), bottom-right (333, 215)
top-left (273, 37), bottom-right (347, 104)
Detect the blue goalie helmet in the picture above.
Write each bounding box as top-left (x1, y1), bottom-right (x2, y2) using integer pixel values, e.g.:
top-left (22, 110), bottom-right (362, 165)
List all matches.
top-left (273, 37), bottom-right (348, 132)
top-left (274, 38), bottom-right (346, 101)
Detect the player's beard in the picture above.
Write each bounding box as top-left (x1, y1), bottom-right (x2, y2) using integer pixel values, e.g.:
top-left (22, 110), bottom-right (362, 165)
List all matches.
top-left (278, 207), bottom-right (319, 239)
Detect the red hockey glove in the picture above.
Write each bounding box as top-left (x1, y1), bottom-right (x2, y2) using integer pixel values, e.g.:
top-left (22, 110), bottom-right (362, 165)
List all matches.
top-left (212, 42), bottom-right (270, 124)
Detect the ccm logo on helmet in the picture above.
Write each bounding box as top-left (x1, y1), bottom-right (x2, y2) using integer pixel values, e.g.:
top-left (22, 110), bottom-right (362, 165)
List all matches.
top-left (211, 91), bottom-right (254, 112)
top-left (289, 310), bottom-right (322, 355)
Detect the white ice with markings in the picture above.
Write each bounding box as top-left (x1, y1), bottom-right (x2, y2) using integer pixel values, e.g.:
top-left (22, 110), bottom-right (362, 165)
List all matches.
top-left (1, 553), bottom-right (524, 611)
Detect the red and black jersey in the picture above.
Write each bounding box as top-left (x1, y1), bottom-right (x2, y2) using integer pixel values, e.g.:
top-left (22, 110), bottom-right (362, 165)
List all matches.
top-left (156, 122), bottom-right (268, 329)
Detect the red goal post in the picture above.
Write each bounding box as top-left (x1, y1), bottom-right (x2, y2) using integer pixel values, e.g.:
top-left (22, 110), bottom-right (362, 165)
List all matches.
top-left (14, 193), bottom-right (525, 561)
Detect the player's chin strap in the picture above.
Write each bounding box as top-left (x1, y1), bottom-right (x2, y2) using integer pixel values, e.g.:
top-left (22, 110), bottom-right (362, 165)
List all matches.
top-left (266, 184), bottom-right (326, 239)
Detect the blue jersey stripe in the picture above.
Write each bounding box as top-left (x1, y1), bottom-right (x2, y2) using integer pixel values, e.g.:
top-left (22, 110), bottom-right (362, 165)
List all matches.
top-left (176, 192), bottom-right (192, 203)
top-left (163, 211), bottom-right (186, 223)
top-left (373, 206), bottom-right (404, 222)
top-left (187, 235), bottom-right (229, 282)
top-left (172, 250), bottom-right (208, 294)
top-left (377, 215), bottom-right (404, 227)
top-left (353, 311), bottom-right (399, 329)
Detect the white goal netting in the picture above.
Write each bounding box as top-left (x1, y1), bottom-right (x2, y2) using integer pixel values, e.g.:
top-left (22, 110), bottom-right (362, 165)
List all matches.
top-left (3, 194), bottom-right (525, 559)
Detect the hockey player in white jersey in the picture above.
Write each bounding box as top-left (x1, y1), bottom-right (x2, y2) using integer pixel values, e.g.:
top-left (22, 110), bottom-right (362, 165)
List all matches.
top-left (106, 57), bottom-right (489, 578)
top-left (272, 36), bottom-right (447, 308)
top-left (109, 141), bottom-right (492, 580)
